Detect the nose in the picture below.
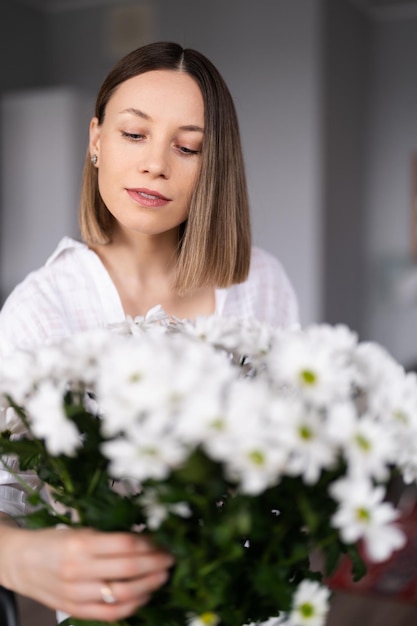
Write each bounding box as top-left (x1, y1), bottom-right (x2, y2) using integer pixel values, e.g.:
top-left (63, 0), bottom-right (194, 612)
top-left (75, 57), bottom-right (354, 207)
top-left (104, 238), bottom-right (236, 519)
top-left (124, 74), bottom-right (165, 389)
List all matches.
top-left (139, 140), bottom-right (170, 179)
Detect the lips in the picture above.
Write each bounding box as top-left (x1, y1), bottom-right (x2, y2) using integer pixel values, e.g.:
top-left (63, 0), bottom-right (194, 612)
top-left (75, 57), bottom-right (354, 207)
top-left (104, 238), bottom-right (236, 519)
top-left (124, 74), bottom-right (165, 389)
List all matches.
top-left (126, 188), bottom-right (171, 208)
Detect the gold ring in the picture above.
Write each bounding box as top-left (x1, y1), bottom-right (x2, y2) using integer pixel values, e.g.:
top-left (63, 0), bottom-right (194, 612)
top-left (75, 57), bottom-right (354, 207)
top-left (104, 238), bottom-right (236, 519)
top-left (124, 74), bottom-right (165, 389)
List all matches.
top-left (100, 582), bottom-right (116, 604)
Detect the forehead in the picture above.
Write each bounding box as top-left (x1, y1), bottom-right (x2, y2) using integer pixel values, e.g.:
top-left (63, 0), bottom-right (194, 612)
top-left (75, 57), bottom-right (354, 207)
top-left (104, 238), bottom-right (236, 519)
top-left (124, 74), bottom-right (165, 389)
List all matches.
top-left (106, 70), bottom-right (205, 125)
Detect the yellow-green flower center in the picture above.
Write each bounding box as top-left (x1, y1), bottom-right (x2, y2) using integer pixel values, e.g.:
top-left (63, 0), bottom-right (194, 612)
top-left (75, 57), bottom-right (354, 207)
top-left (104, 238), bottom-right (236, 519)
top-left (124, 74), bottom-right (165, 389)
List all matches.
top-left (355, 433), bottom-right (371, 452)
top-left (199, 612), bottom-right (219, 626)
top-left (300, 602), bottom-right (315, 617)
top-left (300, 369), bottom-right (317, 385)
top-left (356, 507), bottom-right (370, 522)
top-left (393, 409), bottom-right (408, 425)
top-left (299, 425), bottom-right (313, 440)
top-left (249, 450), bottom-right (265, 465)
top-left (210, 418), bottom-right (225, 431)
top-left (142, 447), bottom-right (158, 457)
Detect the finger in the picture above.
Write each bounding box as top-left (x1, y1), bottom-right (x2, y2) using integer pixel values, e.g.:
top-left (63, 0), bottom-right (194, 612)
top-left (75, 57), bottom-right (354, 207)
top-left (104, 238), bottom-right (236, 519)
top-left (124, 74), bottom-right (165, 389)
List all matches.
top-left (58, 547), bottom-right (173, 584)
top-left (58, 596), bottom-right (151, 622)
top-left (74, 530), bottom-right (160, 557)
top-left (56, 572), bottom-right (166, 621)
top-left (29, 567), bottom-right (166, 617)
top-left (60, 529), bottom-right (172, 564)
top-left (60, 569), bottom-right (169, 605)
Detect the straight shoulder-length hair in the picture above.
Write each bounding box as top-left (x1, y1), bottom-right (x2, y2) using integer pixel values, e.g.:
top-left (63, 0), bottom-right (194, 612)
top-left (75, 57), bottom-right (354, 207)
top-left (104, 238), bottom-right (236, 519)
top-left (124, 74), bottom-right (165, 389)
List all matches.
top-left (79, 41), bottom-right (251, 294)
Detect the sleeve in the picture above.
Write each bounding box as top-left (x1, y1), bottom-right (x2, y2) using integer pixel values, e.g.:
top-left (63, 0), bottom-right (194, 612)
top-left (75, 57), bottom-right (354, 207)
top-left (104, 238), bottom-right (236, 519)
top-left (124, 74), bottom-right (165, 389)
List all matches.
top-left (0, 454), bottom-right (43, 521)
top-left (0, 401), bottom-right (45, 521)
top-left (0, 275), bottom-right (67, 519)
top-left (0, 274), bottom-right (70, 359)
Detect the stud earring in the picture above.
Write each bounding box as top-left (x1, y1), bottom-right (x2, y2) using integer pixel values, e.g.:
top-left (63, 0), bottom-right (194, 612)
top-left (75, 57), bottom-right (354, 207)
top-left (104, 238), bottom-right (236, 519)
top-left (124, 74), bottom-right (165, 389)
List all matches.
top-left (91, 154), bottom-right (98, 165)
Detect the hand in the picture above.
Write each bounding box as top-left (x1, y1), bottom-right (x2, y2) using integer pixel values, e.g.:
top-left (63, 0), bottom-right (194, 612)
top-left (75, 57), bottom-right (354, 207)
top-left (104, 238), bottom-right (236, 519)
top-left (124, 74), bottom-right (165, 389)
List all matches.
top-left (0, 524), bottom-right (174, 621)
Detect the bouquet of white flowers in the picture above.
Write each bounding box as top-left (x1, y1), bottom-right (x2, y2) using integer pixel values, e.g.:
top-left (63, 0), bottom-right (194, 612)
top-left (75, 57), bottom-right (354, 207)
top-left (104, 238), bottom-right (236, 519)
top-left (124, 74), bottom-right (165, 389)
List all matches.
top-left (1, 308), bottom-right (416, 626)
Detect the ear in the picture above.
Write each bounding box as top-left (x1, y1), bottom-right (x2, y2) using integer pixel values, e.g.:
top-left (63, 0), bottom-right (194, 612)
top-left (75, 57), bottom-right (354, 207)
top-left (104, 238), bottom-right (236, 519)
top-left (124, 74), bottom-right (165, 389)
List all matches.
top-left (89, 117), bottom-right (101, 158)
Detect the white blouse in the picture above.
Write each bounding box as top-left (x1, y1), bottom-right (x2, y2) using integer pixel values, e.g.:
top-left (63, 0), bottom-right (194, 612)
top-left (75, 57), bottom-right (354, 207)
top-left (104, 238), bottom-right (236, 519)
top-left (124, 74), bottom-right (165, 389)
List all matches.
top-left (0, 236), bottom-right (299, 517)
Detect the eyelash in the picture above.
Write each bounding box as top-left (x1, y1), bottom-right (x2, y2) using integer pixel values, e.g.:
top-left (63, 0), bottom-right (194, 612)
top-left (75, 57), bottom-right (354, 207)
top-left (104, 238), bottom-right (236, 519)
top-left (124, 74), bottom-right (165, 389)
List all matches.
top-left (177, 146), bottom-right (200, 156)
top-left (121, 132), bottom-right (144, 141)
top-left (121, 132), bottom-right (200, 156)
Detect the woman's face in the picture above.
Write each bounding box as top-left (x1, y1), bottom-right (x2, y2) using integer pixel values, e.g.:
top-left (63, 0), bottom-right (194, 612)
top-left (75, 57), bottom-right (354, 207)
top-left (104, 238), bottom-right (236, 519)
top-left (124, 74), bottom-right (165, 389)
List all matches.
top-left (89, 69), bottom-right (204, 239)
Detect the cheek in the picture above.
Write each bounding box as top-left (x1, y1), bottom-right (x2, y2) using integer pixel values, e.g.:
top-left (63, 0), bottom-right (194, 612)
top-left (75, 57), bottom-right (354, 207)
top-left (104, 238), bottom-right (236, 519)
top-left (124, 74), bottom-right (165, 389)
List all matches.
top-left (98, 153), bottom-right (125, 188)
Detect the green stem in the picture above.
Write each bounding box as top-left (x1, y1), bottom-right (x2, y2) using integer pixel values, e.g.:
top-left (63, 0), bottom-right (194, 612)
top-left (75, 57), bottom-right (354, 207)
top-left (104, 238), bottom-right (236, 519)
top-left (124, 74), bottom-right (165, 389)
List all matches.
top-left (87, 467), bottom-right (103, 497)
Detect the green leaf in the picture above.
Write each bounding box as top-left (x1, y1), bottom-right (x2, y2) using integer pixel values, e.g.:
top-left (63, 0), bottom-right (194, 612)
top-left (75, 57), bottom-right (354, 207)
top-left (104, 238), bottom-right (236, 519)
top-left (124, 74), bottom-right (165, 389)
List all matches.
top-left (345, 543), bottom-right (368, 582)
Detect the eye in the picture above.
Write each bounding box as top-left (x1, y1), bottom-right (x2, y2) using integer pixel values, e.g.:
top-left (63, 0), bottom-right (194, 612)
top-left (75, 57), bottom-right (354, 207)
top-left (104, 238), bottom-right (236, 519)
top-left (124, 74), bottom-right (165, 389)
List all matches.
top-left (176, 145), bottom-right (201, 156)
top-left (121, 131), bottom-right (145, 141)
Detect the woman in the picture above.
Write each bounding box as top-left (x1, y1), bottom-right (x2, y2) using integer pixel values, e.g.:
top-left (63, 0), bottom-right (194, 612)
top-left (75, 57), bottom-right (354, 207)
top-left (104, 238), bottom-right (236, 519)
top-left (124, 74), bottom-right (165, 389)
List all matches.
top-left (0, 41), bottom-right (298, 621)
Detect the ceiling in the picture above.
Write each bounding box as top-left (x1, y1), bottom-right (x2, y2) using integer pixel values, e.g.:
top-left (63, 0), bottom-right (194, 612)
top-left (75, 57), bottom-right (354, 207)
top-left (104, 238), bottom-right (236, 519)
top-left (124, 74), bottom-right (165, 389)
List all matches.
top-left (10, 0), bottom-right (122, 11)
top-left (351, 0), bottom-right (417, 17)
top-left (8, 0), bottom-right (417, 17)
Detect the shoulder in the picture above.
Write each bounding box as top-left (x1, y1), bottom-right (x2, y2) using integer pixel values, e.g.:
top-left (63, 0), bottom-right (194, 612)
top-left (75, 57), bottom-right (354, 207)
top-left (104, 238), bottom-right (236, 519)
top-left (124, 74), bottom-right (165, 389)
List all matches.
top-left (45, 235), bottom-right (89, 266)
top-left (1, 237), bottom-right (90, 312)
top-left (221, 246), bottom-right (299, 327)
top-left (249, 246), bottom-right (288, 277)
top-left (0, 237), bottom-right (102, 356)
top-left (249, 247), bottom-right (299, 319)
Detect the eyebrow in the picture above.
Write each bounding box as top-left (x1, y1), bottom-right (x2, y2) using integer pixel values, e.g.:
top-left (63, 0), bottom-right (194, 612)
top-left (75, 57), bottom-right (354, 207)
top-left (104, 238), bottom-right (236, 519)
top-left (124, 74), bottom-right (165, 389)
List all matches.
top-left (120, 107), bottom-right (204, 133)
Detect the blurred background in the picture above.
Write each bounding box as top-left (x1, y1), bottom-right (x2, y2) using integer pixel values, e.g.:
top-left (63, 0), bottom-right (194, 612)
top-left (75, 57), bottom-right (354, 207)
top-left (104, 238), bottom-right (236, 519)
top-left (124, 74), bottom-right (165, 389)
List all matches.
top-left (1, 0), bottom-right (417, 362)
top-left (1, 0), bottom-right (417, 624)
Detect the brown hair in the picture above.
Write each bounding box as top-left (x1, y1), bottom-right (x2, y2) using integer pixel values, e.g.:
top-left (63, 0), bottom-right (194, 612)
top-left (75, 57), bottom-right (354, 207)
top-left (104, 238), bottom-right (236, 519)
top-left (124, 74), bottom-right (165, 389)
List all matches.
top-left (79, 41), bottom-right (251, 293)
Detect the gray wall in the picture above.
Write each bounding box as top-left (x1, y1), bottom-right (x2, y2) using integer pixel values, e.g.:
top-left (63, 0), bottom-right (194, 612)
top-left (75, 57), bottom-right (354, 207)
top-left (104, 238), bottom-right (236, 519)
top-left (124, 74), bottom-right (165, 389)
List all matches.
top-left (364, 15), bottom-right (417, 365)
top-left (0, 2), bottom-right (46, 90)
top-left (324, 0), bottom-right (417, 365)
top-left (322, 0), bottom-right (371, 337)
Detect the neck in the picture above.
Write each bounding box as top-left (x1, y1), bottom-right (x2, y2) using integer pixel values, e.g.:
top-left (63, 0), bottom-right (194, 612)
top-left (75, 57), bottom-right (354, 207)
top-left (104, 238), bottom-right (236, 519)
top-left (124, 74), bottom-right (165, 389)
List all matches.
top-left (89, 225), bottom-right (215, 319)
top-left (101, 227), bottom-right (180, 284)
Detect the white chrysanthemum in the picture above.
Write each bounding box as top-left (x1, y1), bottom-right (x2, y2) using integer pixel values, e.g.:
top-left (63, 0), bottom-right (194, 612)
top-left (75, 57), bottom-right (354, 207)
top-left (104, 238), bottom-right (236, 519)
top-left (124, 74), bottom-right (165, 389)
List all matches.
top-left (345, 416), bottom-right (395, 481)
top-left (330, 478), bottom-right (406, 562)
top-left (101, 426), bottom-right (187, 483)
top-left (96, 336), bottom-right (166, 435)
top-left (109, 304), bottom-right (171, 337)
top-left (200, 379), bottom-right (288, 493)
top-left (1, 407), bottom-right (28, 435)
top-left (139, 488), bottom-right (192, 530)
top-left (0, 349), bottom-right (37, 404)
top-left (274, 400), bottom-right (337, 484)
top-left (25, 380), bottom-right (81, 456)
top-left (288, 580), bottom-right (330, 626)
top-left (375, 370), bottom-right (417, 426)
top-left (97, 333), bottom-right (232, 437)
top-left (373, 372), bottom-right (417, 482)
top-left (325, 402), bottom-right (358, 441)
top-left (179, 314), bottom-right (273, 360)
top-left (266, 330), bottom-right (353, 406)
top-left (228, 441), bottom-right (287, 494)
top-left (305, 323), bottom-right (357, 353)
top-left (174, 377), bottom-right (232, 447)
top-left (327, 406), bottom-right (395, 481)
top-left (354, 342), bottom-right (406, 416)
top-left (31, 342), bottom-right (71, 383)
top-left (60, 328), bottom-right (112, 385)
top-left (223, 421), bottom-right (288, 495)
